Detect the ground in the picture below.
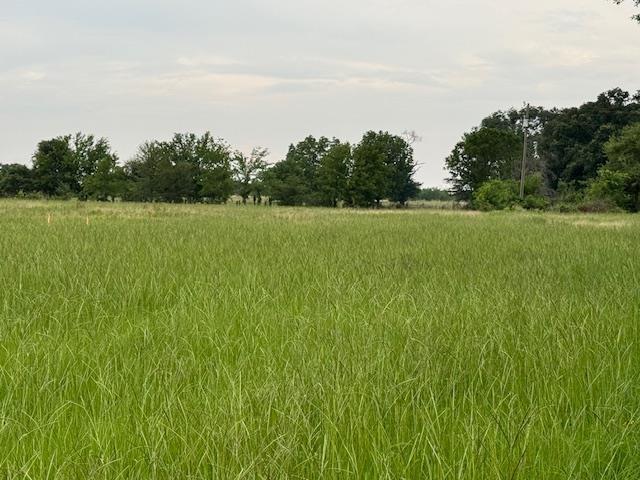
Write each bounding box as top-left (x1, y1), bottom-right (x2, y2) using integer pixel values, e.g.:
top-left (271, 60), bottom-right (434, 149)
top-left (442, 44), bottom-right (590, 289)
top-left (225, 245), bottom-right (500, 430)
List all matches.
top-left (0, 200), bottom-right (639, 479)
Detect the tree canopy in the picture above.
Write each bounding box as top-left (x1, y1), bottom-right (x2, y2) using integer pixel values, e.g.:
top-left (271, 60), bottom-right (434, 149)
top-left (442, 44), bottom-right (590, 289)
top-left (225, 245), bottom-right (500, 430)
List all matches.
top-left (588, 123), bottom-right (640, 211)
top-left (446, 127), bottom-right (521, 201)
top-left (1, 130), bottom-right (421, 208)
top-left (125, 133), bottom-right (234, 203)
top-left (349, 131), bottom-right (419, 207)
top-left (30, 134), bottom-right (118, 198)
top-left (443, 88), bottom-right (640, 211)
top-left (541, 89), bottom-right (640, 190)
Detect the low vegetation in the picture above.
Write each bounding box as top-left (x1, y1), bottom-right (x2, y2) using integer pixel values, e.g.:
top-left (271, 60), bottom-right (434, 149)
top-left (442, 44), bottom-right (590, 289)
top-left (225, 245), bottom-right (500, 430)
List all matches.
top-left (1, 200), bottom-right (639, 478)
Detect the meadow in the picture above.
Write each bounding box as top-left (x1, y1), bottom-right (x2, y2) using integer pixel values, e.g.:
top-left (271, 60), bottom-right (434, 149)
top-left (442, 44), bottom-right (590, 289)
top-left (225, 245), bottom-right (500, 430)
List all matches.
top-left (0, 199), bottom-right (639, 479)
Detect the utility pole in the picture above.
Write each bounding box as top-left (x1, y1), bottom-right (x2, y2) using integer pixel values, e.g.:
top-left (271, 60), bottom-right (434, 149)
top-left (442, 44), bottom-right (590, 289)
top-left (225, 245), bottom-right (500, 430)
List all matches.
top-left (519, 103), bottom-right (530, 199)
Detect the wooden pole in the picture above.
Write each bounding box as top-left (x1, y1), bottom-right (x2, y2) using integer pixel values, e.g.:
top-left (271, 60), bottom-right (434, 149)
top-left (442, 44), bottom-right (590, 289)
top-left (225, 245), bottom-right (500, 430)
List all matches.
top-left (519, 103), bottom-right (530, 199)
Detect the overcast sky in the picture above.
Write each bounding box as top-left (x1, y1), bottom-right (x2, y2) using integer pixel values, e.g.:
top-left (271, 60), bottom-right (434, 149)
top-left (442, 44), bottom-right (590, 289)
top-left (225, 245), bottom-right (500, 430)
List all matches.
top-left (1, 0), bottom-right (638, 186)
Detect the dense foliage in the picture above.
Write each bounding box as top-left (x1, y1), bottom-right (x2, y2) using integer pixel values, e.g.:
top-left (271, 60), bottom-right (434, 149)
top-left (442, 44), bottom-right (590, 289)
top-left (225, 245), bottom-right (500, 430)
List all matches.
top-left (123, 133), bottom-right (234, 203)
top-left (0, 131), bottom-right (420, 208)
top-left (588, 123), bottom-right (640, 211)
top-left (4, 88), bottom-right (640, 212)
top-left (445, 88), bottom-right (640, 211)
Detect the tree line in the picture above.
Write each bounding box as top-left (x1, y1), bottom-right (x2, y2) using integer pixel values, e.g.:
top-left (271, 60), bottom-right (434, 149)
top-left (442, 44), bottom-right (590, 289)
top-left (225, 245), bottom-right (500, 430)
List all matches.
top-left (0, 131), bottom-right (420, 208)
top-left (446, 88), bottom-right (640, 212)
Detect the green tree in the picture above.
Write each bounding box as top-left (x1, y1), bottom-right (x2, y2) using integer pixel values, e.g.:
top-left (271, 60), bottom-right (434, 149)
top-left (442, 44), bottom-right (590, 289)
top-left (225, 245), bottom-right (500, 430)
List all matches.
top-left (262, 161), bottom-right (306, 206)
top-left (0, 164), bottom-right (35, 196)
top-left (73, 133), bottom-right (117, 191)
top-left (446, 127), bottom-right (521, 201)
top-left (125, 141), bottom-right (185, 202)
top-left (124, 142), bottom-right (162, 202)
top-left (32, 136), bottom-right (77, 196)
top-left (233, 147), bottom-right (269, 204)
top-left (589, 122), bottom-right (640, 211)
top-left (540, 88), bottom-right (640, 190)
top-left (587, 169), bottom-right (632, 210)
top-left (264, 136), bottom-right (336, 206)
top-left (349, 131), bottom-right (419, 207)
top-left (198, 136), bottom-right (235, 203)
top-left (387, 140), bottom-right (420, 206)
top-left (481, 106), bottom-right (553, 177)
top-left (125, 133), bottom-right (234, 203)
top-left (83, 156), bottom-right (127, 201)
top-left (317, 142), bottom-right (351, 207)
top-left (349, 133), bottom-right (391, 207)
top-left (32, 133), bottom-right (119, 197)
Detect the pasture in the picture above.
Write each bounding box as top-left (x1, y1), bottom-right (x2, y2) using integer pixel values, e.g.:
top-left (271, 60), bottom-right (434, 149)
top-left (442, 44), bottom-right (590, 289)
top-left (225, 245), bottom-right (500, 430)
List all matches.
top-left (0, 200), bottom-right (639, 479)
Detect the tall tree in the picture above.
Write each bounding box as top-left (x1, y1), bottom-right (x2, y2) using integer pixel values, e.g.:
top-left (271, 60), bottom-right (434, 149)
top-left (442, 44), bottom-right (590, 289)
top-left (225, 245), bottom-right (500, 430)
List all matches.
top-left (317, 142), bottom-right (352, 207)
top-left (0, 164), bottom-right (35, 196)
top-left (540, 88), bottom-right (640, 190)
top-left (125, 133), bottom-right (234, 203)
top-left (590, 122), bottom-right (640, 211)
top-left (32, 133), bottom-right (118, 197)
top-left (264, 136), bottom-right (335, 206)
top-left (197, 134), bottom-right (235, 203)
top-left (386, 139), bottom-right (420, 206)
top-left (233, 147), bottom-right (269, 204)
top-left (32, 136), bottom-right (77, 196)
top-left (83, 156), bottom-right (127, 201)
top-left (446, 127), bottom-right (520, 201)
top-left (349, 131), bottom-right (419, 207)
top-left (73, 133), bottom-right (117, 190)
top-left (349, 133), bottom-right (392, 207)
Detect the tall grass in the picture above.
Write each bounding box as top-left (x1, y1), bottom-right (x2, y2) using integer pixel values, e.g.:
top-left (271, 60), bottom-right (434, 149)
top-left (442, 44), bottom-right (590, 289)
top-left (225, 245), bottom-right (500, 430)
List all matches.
top-left (0, 199), bottom-right (639, 479)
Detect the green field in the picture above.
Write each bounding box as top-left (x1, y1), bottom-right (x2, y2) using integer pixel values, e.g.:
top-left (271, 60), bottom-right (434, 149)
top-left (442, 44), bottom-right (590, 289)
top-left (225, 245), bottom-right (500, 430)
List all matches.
top-left (1, 200), bottom-right (639, 479)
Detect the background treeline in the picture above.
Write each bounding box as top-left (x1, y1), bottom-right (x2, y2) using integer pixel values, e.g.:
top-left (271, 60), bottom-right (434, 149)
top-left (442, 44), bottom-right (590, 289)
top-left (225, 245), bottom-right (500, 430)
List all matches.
top-left (3, 87), bottom-right (639, 212)
top-left (447, 87), bottom-right (640, 212)
top-left (0, 131), bottom-right (421, 208)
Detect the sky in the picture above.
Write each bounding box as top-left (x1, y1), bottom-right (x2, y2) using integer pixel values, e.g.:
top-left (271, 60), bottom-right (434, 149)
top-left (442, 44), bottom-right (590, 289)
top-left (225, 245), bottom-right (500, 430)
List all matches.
top-left (1, 0), bottom-right (639, 187)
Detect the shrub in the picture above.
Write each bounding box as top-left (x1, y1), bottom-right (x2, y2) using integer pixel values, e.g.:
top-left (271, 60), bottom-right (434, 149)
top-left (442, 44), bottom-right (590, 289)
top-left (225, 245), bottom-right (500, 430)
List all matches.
top-left (472, 180), bottom-right (519, 211)
top-left (587, 169), bottom-right (632, 211)
top-left (523, 194), bottom-right (549, 210)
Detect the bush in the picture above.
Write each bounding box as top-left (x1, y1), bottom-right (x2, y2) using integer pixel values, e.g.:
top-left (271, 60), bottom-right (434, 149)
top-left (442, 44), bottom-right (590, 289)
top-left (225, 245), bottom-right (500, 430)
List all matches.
top-left (555, 181), bottom-right (586, 204)
top-left (523, 173), bottom-right (544, 196)
top-left (523, 194), bottom-right (549, 210)
top-left (587, 169), bottom-right (632, 210)
top-left (472, 180), bottom-right (519, 211)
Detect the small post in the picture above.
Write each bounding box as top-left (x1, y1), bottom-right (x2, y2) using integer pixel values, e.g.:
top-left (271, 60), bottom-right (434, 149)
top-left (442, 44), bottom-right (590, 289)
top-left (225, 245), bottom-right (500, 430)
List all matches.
top-left (47, 213), bottom-right (52, 225)
top-left (86, 216), bottom-right (90, 226)
top-left (519, 103), bottom-right (530, 199)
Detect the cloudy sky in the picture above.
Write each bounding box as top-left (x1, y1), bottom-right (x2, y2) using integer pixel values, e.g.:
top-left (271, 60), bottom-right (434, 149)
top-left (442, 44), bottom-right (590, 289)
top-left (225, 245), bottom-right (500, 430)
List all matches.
top-left (1, 0), bottom-right (639, 186)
